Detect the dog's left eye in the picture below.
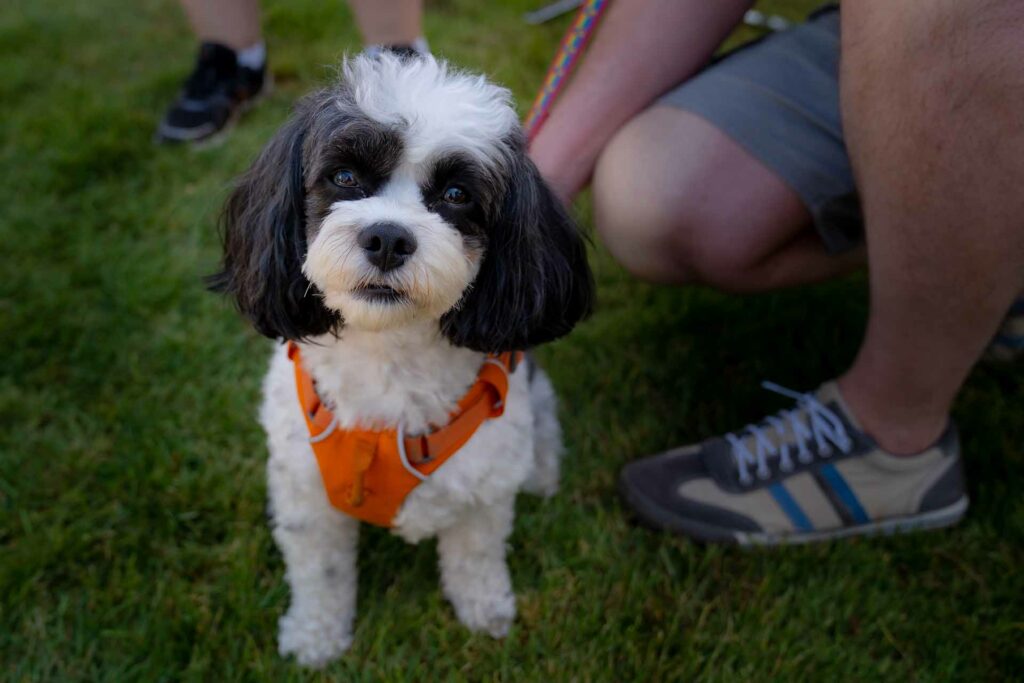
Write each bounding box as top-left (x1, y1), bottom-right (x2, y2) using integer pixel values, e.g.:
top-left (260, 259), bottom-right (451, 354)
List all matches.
top-left (332, 169), bottom-right (358, 188)
top-left (442, 185), bottom-right (469, 205)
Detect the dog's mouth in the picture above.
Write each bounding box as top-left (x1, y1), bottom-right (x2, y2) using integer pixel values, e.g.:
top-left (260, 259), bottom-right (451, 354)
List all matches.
top-left (352, 283), bottom-right (407, 304)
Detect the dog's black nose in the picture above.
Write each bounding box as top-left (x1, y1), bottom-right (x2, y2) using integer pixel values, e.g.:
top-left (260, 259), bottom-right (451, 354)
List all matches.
top-left (357, 222), bottom-right (417, 272)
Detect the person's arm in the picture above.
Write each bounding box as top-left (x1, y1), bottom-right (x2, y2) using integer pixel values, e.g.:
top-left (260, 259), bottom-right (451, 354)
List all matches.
top-left (529, 0), bottom-right (752, 202)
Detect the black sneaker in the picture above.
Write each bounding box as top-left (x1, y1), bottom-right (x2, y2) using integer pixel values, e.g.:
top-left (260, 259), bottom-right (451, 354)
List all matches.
top-left (156, 42), bottom-right (269, 144)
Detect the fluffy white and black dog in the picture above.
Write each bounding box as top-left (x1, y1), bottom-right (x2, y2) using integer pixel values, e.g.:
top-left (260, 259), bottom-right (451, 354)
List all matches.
top-left (210, 53), bottom-right (593, 667)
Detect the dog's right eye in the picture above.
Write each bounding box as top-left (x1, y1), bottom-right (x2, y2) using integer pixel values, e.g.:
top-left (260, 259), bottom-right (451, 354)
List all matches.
top-left (332, 169), bottom-right (358, 188)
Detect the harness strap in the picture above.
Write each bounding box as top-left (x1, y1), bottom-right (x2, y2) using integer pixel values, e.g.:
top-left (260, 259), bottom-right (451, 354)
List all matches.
top-left (287, 342), bottom-right (521, 468)
top-left (402, 353), bottom-right (517, 464)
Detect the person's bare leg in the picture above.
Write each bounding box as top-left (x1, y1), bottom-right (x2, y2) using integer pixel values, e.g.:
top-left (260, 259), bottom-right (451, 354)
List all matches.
top-left (348, 0), bottom-right (423, 47)
top-left (593, 106), bottom-right (864, 289)
top-left (179, 0), bottom-right (261, 51)
top-left (836, 0), bottom-right (1024, 454)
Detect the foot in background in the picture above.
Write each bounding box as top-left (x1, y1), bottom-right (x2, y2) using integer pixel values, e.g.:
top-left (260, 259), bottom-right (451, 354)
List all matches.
top-left (156, 41), bottom-right (269, 145)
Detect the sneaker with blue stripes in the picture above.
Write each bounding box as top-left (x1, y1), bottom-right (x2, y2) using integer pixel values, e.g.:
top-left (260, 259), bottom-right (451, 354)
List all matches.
top-left (986, 297), bottom-right (1024, 361)
top-left (619, 382), bottom-right (968, 546)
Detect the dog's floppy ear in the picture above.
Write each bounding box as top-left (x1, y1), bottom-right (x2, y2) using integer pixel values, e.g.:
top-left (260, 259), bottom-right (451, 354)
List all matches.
top-left (207, 102), bottom-right (339, 341)
top-left (441, 148), bottom-right (594, 352)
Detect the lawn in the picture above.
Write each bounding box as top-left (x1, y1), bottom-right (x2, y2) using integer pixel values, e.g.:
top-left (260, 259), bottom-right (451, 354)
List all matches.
top-left (1, 0), bottom-right (1022, 680)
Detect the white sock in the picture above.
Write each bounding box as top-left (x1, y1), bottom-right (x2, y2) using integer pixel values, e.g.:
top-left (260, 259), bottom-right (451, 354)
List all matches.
top-left (236, 41), bottom-right (266, 70)
top-left (408, 36), bottom-right (430, 55)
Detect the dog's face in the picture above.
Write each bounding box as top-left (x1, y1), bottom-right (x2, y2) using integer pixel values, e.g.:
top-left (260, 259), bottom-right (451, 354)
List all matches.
top-left (212, 54), bottom-right (593, 352)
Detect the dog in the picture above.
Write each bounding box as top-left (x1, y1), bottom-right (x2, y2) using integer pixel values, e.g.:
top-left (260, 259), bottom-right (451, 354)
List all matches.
top-left (210, 53), bottom-right (593, 667)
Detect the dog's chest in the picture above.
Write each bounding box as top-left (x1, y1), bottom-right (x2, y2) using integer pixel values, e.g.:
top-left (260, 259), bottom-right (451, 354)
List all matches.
top-left (300, 332), bottom-right (483, 434)
top-left (268, 334), bottom-right (535, 541)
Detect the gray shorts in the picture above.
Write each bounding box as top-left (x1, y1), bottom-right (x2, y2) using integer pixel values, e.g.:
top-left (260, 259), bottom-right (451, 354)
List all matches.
top-left (661, 5), bottom-right (862, 253)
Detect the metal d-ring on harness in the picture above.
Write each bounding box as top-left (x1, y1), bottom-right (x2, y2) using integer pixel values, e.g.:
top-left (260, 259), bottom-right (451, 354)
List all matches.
top-left (309, 415), bottom-right (338, 444)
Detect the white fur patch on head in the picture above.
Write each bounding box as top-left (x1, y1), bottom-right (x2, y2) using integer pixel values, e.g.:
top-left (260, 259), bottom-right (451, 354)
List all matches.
top-left (303, 196), bottom-right (482, 332)
top-left (343, 53), bottom-right (519, 167)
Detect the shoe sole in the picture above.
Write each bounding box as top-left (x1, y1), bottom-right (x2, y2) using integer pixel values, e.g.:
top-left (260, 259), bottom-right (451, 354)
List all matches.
top-left (619, 473), bottom-right (969, 547)
top-left (734, 496), bottom-right (969, 547)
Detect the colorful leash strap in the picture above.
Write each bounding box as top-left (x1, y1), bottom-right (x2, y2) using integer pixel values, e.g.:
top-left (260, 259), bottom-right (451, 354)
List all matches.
top-left (523, 0), bottom-right (609, 142)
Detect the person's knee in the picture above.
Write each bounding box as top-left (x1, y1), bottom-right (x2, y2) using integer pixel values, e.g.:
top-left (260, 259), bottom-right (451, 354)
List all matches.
top-left (592, 185), bottom-right (699, 285)
top-left (592, 133), bottom-right (761, 287)
top-left (594, 201), bottom-right (757, 288)
top-left (591, 105), bottom-right (814, 289)
top-left (592, 115), bottom-right (705, 284)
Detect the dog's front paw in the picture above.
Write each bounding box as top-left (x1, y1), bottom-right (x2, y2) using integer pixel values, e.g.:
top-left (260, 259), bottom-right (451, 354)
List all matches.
top-left (278, 607), bottom-right (352, 668)
top-left (449, 591), bottom-right (516, 638)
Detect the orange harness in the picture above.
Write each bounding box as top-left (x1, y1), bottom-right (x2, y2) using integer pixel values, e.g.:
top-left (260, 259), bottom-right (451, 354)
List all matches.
top-left (288, 343), bottom-right (522, 527)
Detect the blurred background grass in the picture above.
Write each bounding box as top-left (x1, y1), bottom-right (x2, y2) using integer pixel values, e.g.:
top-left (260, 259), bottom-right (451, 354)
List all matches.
top-left (1, 0), bottom-right (1022, 680)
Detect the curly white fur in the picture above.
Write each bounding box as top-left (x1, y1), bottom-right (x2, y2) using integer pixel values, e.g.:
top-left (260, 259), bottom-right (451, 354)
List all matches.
top-left (344, 54), bottom-right (519, 166)
top-left (260, 322), bottom-right (563, 667)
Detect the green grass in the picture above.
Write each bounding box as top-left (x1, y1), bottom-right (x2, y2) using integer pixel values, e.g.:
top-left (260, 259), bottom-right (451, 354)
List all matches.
top-left (2, 0), bottom-right (1023, 680)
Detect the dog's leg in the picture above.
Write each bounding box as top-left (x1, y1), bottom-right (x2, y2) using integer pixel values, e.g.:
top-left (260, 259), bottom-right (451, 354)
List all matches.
top-left (268, 455), bottom-right (359, 668)
top-left (522, 366), bottom-right (563, 498)
top-left (437, 497), bottom-right (517, 637)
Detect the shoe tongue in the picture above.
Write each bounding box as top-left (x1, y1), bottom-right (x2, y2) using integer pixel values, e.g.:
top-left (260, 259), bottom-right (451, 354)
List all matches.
top-left (702, 381), bottom-right (868, 489)
top-left (186, 43), bottom-right (239, 98)
top-left (196, 42), bottom-right (238, 76)
top-left (814, 381), bottom-right (862, 431)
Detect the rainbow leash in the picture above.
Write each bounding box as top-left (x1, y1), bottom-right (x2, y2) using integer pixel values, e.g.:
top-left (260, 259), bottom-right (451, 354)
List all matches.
top-left (523, 0), bottom-right (610, 142)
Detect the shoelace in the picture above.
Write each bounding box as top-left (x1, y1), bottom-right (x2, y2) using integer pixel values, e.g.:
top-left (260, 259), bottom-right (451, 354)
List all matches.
top-left (725, 382), bottom-right (854, 486)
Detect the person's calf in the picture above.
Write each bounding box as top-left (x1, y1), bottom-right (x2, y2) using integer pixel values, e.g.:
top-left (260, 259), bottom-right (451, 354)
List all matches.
top-left (835, 0), bottom-right (1024, 455)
